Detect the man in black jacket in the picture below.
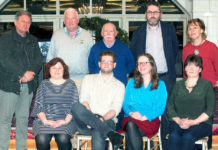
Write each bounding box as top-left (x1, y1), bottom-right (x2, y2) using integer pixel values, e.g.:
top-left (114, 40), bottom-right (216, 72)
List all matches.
top-left (0, 10), bottom-right (43, 150)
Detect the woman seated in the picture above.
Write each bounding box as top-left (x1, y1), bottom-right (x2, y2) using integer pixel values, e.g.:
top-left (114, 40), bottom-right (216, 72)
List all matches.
top-left (167, 54), bottom-right (216, 150)
top-left (31, 58), bottom-right (79, 150)
top-left (121, 53), bottom-right (167, 150)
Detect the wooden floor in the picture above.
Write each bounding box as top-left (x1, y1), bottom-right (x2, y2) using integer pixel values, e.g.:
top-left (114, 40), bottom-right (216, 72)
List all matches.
top-left (9, 136), bottom-right (218, 150)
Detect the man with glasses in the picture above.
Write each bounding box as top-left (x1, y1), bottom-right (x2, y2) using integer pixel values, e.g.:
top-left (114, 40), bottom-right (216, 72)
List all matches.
top-left (130, 1), bottom-right (179, 150)
top-left (77, 51), bottom-right (125, 150)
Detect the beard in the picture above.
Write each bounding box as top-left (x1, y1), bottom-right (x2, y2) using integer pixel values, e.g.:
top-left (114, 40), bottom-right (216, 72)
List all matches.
top-left (147, 17), bottom-right (160, 26)
top-left (101, 69), bottom-right (113, 74)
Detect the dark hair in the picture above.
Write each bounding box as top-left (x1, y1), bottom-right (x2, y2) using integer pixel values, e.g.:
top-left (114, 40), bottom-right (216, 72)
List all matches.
top-left (186, 18), bottom-right (207, 43)
top-left (44, 57), bottom-right (69, 79)
top-left (184, 54), bottom-right (203, 77)
top-left (134, 53), bottom-right (159, 90)
top-left (145, 1), bottom-right (162, 13)
top-left (15, 10), bottom-right (32, 22)
top-left (99, 51), bottom-right (116, 62)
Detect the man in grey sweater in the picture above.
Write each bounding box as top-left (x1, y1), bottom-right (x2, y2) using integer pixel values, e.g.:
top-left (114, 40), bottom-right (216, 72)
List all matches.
top-left (47, 8), bottom-right (94, 92)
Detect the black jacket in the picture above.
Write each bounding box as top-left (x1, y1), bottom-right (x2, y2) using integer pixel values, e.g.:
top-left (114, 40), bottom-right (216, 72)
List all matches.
top-left (0, 28), bottom-right (43, 94)
top-left (130, 21), bottom-right (179, 82)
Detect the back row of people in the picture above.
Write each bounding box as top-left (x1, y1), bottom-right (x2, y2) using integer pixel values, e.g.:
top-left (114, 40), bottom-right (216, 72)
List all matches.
top-left (0, 0), bottom-right (217, 150)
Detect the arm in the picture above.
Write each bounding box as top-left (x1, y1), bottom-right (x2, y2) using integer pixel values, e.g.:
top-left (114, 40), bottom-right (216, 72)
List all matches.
top-left (81, 101), bottom-right (91, 111)
top-left (88, 46), bottom-right (99, 74)
top-left (102, 109), bottom-right (116, 121)
top-left (170, 24), bottom-right (179, 59)
top-left (122, 79), bottom-right (134, 116)
top-left (46, 35), bottom-right (57, 62)
top-left (125, 46), bottom-right (135, 74)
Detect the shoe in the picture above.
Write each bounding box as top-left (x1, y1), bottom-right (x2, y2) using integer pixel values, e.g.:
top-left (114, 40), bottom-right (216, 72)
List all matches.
top-left (107, 131), bottom-right (124, 150)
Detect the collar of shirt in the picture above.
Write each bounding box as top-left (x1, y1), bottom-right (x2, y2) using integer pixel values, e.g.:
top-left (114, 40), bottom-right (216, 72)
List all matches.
top-left (99, 71), bottom-right (114, 83)
top-left (146, 22), bottom-right (160, 31)
top-left (103, 39), bottom-right (116, 48)
top-left (64, 26), bottom-right (81, 39)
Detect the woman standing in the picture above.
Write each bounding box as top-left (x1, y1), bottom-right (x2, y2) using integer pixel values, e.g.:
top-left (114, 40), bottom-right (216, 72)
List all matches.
top-left (183, 18), bottom-right (218, 87)
top-left (167, 54), bottom-right (216, 150)
top-left (31, 58), bottom-right (79, 150)
top-left (121, 53), bottom-right (167, 150)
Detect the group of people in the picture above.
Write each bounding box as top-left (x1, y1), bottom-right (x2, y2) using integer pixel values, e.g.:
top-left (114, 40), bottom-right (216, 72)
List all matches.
top-left (0, 1), bottom-right (217, 150)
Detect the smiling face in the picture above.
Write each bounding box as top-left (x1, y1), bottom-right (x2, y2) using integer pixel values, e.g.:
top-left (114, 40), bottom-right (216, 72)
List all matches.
top-left (146, 5), bottom-right (162, 27)
top-left (101, 23), bottom-right (117, 44)
top-left (185, 62), bottom-right (202, 78)
top-left (98, 55), bottom-right (116, 74)
top-left (64, 10), bottom-right (79, 32)
top-left (50, 62), bottom-right (64, 80)
top-left (187, 22), bottom-right (203, 41)
top-left (137, 56), bottom-right (152, 76)
top-left (14, 14), bottom-right (31, 37)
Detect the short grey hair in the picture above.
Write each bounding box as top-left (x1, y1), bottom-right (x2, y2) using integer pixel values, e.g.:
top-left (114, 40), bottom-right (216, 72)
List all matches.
top-left (64, 8), bottom-right (78, 18)
top-left (15, 10), bottom-right (32, 22)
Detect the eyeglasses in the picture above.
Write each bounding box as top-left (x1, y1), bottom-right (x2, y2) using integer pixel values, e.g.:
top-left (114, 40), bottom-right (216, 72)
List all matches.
top-left (101, 60), bottom-right (114, 65)
top-left (146, 11), bottom-right (161, 15)
top-left (137, 61), bottom-right (150, 66)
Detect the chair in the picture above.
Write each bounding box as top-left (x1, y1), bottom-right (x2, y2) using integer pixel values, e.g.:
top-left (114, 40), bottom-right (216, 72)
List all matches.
top-left (76, 134), bottom-right (112, 150)
top-left (195, 137), bottom-right (208, 150)
top-left (142, 116), bottom-right (162, 150)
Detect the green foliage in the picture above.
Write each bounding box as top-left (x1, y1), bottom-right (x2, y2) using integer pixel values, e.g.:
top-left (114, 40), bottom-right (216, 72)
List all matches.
top-left (79, 17), bottom-right (129, 45)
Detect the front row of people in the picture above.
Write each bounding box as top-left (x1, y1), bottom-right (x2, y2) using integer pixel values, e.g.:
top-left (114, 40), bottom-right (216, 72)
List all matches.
top-left (32, 51), bottom-right (215, 150)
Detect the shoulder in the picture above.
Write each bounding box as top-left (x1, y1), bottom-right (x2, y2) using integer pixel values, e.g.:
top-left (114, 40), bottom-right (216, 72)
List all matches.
top-left (0, 30), bottom-right (13, 42)
top-left (160, 21), bottom-right (174, 28)
top-left (112, 77), bottom-right (125, 89)
top-left (83, 74), bottom-right (98, 82)
top-left (27, 33), bottom-right (38, 42)
top-left (115, 40), bottom-right (129, 48)
top-left (126, 78), bottom-right (135, 87)
top-left (80, 28), bottom-right (92, 36)
top-left (198, 78), bottom-right (213, 87)
top-left (133, 23), bottom-right (147, 33)
top-left (205, 40), bottom-right (217, 48)
top-left (52, 29), bottom-right (65, 37)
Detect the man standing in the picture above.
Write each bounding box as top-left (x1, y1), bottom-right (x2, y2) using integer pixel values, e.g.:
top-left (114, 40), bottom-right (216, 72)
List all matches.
top-left (76, 51), bottom-right (125, 150)
top-left (0, 10), bottom-right (43, 150)
top-left (47, 8), bottom-right (94, 91)
top-left (88, 22), bottom-right (135, 86)
top-left (130, 1), bottom-right (179, 150)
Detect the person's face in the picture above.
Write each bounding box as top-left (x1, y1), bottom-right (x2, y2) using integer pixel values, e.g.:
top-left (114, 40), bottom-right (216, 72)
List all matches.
top-left (137, 56), bottom-right (152, 76)
top-left (101, 23), bottom-right (117, 43)
top-left (187, 23), bottom-right (203, 41)
top-left (146, 5), bottom-right (162, 27)
top-left (185, 62), bottom-right (202, 78)
top-left (14, 15), bottom-right (31, 37)
top-left (64, 11), bottom-right (79, 32)
top-left (50, 62), bottom-right (64, 80)
top-left (98, 55), bottom-right (116, 74)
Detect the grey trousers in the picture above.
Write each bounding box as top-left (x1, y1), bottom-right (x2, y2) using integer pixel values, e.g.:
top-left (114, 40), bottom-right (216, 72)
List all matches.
top-left (0, 84), bottom-right (33, 150)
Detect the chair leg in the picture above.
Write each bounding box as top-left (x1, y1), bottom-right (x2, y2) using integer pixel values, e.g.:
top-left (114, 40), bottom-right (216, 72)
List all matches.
top-left (77, 139), bottom-right (80, 150)
top-left (85, 140), bottom-right (88, 150)
top-left (147, 139), bottom-right (151, 150)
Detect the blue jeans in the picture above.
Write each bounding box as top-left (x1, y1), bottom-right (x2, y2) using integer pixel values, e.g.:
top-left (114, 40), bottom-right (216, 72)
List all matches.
top-left (0, 84), bottom-right (33, 150)
top-left (159, 74), bottom-right (175, 150)
top-left (168, 121), bottom-right (212, 150)
top-left (71, 103), bottom-right (115, 149)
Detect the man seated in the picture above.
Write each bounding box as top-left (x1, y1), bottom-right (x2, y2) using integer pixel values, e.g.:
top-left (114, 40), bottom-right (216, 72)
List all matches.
top-left (72, 51), bottom-right (125, 150)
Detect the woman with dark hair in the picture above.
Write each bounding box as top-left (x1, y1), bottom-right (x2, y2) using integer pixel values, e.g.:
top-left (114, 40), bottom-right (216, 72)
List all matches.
top-left (121, 53), bottom-right (167, 150)
top-left (167, 54), bottom-right (216, 150)
top-left (183, 18), bottom-right (218, 87)
top-left (31, 57), bottom-right (79, 150)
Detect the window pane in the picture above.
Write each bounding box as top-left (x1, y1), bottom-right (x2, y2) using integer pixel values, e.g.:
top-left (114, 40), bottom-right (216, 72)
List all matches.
top-left (92, 0), bottom-right (122, 14)
top-left (60, 0), bottom-right (89, 14)
top-left (27, 0), bottom-right (56, 14)
top-left (0, 0), bottom-right (23, 15)
top-left (126, 0), bottom-right (184, 14)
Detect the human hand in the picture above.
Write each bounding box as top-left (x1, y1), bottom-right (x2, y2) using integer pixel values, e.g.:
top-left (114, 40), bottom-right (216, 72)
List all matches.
top-left (46, 120), bottom-right (57, 128)
top-left (52, 120), bottom-right (66, 128)
top-left (19, 76), bottom-right (28, 83)
top-left (129, 112), bottom-right (143, 120)
top-left (23, 71), bottom-right (35, 81)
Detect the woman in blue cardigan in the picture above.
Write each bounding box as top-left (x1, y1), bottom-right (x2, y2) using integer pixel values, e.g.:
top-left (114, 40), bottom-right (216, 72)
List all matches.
top-left (121, 53), bottom-right (167, 150)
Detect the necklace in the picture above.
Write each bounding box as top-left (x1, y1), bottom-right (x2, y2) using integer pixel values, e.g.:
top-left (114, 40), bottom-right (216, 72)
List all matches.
top-left (192, 39), bottom-right (205, 55)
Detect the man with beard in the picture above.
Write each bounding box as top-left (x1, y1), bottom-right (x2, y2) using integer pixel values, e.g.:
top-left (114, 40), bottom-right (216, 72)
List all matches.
top-left (77, 51), bottom-right (125, 150)
top-left (130, 1), bottom-right (179, 150)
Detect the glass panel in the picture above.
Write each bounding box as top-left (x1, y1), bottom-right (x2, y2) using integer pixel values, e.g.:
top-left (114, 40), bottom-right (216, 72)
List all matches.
top-left (60, 0), bottom-right (89, 14)
top-left (0, 22), bottom-right (14, 35)
top-left (30, 22), bottom-right (53, 41)
top-left (126, 0), bottom-right (184, 14)
top-left (0, 0), bottom-right (23, 15)
top-left (92, 0), bottom-right (122, 14)
top-left (129, 21), bottom-right (183, 77)
top-left (27, 0), bottom-right (56, 14)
